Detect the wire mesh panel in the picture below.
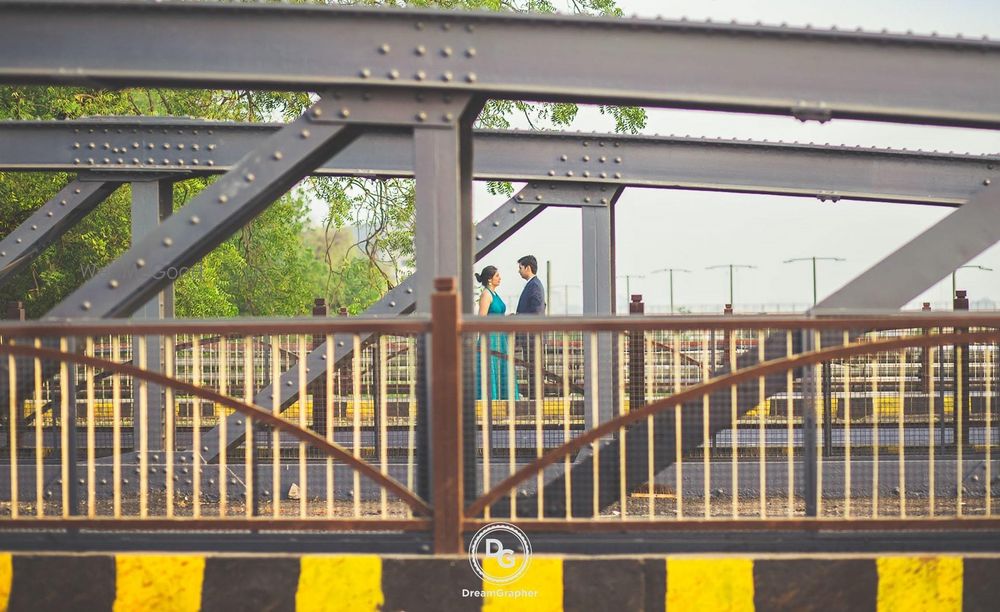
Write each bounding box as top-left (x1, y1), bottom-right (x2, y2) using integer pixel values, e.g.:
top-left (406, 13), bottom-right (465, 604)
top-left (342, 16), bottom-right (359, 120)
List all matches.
top-left (0, 320), bottom-right (429, 527)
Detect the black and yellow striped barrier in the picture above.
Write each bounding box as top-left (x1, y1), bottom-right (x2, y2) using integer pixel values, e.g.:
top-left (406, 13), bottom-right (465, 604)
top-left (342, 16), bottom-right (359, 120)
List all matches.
top-left (0, 552), bottom-right (997, 611)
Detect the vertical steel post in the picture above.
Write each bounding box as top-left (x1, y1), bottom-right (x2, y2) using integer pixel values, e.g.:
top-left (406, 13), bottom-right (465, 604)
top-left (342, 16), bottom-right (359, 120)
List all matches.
top-left (955, 290), bottom-right (970, 447)
top-left (582, 204), bottom-right (615, 425)
top-left (431, 277), bottom-right (463, 554)
top-left (131, 179), bottom-right (173, 452)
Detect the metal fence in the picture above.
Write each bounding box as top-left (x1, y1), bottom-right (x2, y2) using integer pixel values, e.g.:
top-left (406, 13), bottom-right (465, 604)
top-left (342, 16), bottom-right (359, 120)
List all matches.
top-left (2, 280), bottom-right (1000, 552)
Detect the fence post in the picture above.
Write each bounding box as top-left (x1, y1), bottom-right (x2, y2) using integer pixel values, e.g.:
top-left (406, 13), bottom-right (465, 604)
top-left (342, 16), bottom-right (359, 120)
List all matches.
top-left (954, 290), bottom-right (970, 448)
top-left (921, 303), bottom-right (932, 394)
top-left (628, 295), bottom-right (645, 408)
top-left (802, 329), bottom-right (819, 516)
top-left (5, 301), bottom-right (25, 320)
top-left (431, 277), bottom-right (463, 554)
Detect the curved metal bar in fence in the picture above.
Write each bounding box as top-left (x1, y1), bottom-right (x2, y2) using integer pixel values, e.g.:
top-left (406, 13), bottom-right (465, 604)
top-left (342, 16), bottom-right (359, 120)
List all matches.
top-left (0, 340), bottom-right (432, 517)
top-left (466, 330), bottom-right (1000, 518)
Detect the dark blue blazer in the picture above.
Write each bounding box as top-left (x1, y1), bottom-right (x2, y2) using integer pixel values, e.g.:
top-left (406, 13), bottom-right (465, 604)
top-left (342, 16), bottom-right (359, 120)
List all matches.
top-left (516, 276), bottom-right (546, 314)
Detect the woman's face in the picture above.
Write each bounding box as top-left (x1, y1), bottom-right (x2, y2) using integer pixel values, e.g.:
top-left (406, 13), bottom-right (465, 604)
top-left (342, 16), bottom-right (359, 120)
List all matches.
top-left (490, 271), bottom-right (501, 288)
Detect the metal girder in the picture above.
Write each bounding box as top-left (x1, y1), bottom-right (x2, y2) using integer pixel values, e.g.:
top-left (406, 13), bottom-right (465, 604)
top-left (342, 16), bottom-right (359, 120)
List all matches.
top-left (2, 2), bottom-right (999, 127)
top-left (200, 183), bottom-right (577, 462)
top-left (2, 120), bottom-right (996, 207)
top-left (44, 89), bottom-right (476, 319)
top-left (815, 185), bottom-right (1000, 312)
top-left (0, 179), bottom-right (121, 287)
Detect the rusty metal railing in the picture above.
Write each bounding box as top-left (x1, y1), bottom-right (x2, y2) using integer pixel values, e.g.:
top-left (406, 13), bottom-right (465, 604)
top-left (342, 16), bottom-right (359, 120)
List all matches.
top-left (4, 282), bottom-right (1000, 553)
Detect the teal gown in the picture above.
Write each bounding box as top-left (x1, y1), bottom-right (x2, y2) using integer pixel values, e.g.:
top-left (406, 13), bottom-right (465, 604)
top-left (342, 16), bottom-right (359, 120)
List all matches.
top-left (475, 289), bottom-right (510, 400)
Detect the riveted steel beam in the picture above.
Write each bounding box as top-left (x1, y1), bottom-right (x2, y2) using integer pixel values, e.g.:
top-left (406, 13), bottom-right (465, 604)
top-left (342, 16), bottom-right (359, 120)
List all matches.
top-left (816, 184), bottom-right (1000, 312)
top-left (2, 2), bottom-right (999, 127)
top-left (201, 183), bottom-right (577, 462)
top-left (0, 179), bottom-right (122, 287)
top-left (3, 120), bottom-right (997, 207)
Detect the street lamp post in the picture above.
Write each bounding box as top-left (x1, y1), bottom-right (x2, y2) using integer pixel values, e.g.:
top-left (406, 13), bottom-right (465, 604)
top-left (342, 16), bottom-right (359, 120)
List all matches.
top-left (784, 256), bottom-right (846, 306)
top-left (705, 264), bottom-right (755, 308)
top-left (651, 267), bottom-right (691, 314)
top-left (952, 265), bottom-right (993, 304)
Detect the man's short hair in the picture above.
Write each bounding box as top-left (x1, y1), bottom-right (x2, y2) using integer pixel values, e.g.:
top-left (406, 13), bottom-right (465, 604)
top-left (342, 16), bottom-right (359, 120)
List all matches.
top-left (518, 255), bottom-right (538, 274)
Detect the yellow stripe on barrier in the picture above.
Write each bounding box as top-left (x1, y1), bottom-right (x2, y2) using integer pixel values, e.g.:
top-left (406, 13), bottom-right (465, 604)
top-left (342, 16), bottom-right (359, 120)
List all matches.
top-left (0, 553), bottom-right (11, 612)
top-left (667, 557), bottom-right (754, 612)
top-left (877, 557), bottom-right (962, 612)
top-left (296, 556), bottom-right (383, 612)
top-left (482, 557), bottom-right (562, 612)
top-left (113, 554), bottom-right (205, 612)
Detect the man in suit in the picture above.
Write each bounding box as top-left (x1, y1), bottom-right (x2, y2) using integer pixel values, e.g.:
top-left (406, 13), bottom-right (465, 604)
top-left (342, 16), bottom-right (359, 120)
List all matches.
top-left (516, 255), bottom-right (545, 400)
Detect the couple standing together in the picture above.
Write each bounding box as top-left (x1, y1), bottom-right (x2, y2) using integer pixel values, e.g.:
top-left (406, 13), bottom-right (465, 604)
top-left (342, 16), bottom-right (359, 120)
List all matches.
top-left (474, 255), bottom-right (545, 400)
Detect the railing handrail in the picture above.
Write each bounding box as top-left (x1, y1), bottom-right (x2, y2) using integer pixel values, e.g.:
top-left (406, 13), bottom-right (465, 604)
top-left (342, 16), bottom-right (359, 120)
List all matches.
top-left (462, 312), bottom-right (1000, 333)
top-left (0, 316), bottom-right (431, 337)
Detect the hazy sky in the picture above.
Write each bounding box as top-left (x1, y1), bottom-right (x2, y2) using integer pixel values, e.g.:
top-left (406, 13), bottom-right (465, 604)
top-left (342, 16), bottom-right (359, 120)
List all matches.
top-left (471, 0), bottom-right (1000, 313)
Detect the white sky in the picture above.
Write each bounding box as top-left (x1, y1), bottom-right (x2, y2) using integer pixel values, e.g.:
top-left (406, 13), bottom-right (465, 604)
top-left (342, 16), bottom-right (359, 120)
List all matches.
top-left (472, 0), bottom-right (1000, 313)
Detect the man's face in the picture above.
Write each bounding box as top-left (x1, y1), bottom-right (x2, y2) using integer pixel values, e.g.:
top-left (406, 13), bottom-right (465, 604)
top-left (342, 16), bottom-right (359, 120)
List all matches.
top-left (518, 263), bottom-right (531, 280)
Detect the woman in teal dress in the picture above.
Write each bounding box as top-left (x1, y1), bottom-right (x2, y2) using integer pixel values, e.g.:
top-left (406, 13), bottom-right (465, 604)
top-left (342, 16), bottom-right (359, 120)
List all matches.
top-left (474, 265), bottom-right (510, 400)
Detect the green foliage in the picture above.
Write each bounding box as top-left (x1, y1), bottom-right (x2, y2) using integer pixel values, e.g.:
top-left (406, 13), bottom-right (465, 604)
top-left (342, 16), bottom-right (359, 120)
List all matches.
top-left (1, 0), bottom-right (645, 318)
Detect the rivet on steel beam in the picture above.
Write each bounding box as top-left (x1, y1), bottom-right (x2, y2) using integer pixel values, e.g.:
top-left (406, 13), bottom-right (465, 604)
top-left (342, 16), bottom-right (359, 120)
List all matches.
top-left (493, 221), bottom-right (500, 227)
top-left (406, 287), bottom-right (413, 294)
top-left (312, 107), bottom-right (323, 118)
top-left (413, 70), bottom-right (426, 81)
top-left (985, 179), bottom-right (993, 186)
top-left (466, 73), bottom-right (477, 83)
top-left (147, 143), bottom-right (155, 149)
top-left (337, 341), bottom-right (345, 347)
top-left (74, 159), bottom-right (80, 165)
top-left (218, 194), bottom-right (229, 204)
top-left (535, 194), bottom-right (543, 201)
top-left (583, 171), bottom-right (591, 177)
top-left (601, 198), bottom-right (609, 204)
top-left (360, 68), bottom-right (371, 78)
top-left (442, 71), bottom-right (453, 82)
top-left (88, 143), bottom-right (96, 149)
top-left (192, 159), bottom-right (199, 165)
top-left (415, 21), bottom-right (424, 30)
top-left (510, 207), bottom-right (517, 213)
top-left (163, 237), bottom-right (174, 247)
top-left (389, 69), bottom-right (400, 79)
top-left (560, 155), bottom-right (568, 161)
top-left (566, 171), bottom-right (574, 177)
top-left (192, 144), bottom-right (200, 151)
top-left (30, 224), bottom-right (37, 230)
top-left (583, 155), bottom-right (590, 161)
top-left (190, 216), bottom-right (200, 225)
top-left (177, 143), bottom-right (185, 150)
top-left (103, 143), bottom-right (110, 149)
top-left (599, 156), bottom-right (607, 162)
top-left (132, 142), bottom-right (139, 149)
top-left (379, 43), bottom-right (391, 54)
top-left (73, 142), bottom-right (80, 149)
top-left (207, 160), bottom-right (215, 166)
top-left (207, 144), bottom-right (216, 151)
top-left (161, 159), bottom-right (169, 165)
top-left (46, 211), bottom-right (53, 217)
top-left (583, 141), bottom-right (590, 147)
top-left (74, 188), bottom-right (81, 194)
top-left (117, 158), bottom-right (124, 164)
top-left (15, 238), bottom-right (22, 243)
top-left (442, 23), bottom-right (452, 31)
top-left (340, 108), bottom-right (351, 118)
top-left (548, 170), bottom-right (556, 176)
top-left (614, 142), bottom-right (621, 148)
top-left (516, 195), bottom-right (525, 201)
top-left (476, 234), bottom-right (483, 240)
top-left (60, 200), bottom-right (67, 206)
top-left (389, 301), bottom-right (397, 307)
top-left (273, 151), bottom-right (283, 161)
top-left (415, 45), bottom-right (427, 56)
top-left (466, 47), bottom-right (477, 57)
top-left (599, 141), bottom-right (606, 147)
top-left (132, 158), bottom-right (140, 164)
top-left (600, 172), bottom-right (608, 178)
top-left (245, 173), bottom-right (255, 183)
top-left (147, 158), bottom-right (155, 164)
top-left (615, 157), bottom-right (622, 163)
top-left (442, 112), bottom-right (454, 122)
top-left (81, 301), bottom-right (91, 311)
top-left (584, 197), bottom-right (591, 203)
top-left (164, 143), bottom-right (172, 149)
top-left (108, 280), bottom-right (119, 289)
top-left (286, 381), bottom-right (293, 387)
top-left (416, 112), bottom-right (428, 121)
top-left (614, 172), bottom-right (622, 179)
top-left (300, 129), bottom-right (311, 139)
top-left (87, 159), bottom-right (95, 165)
top-left (104, 158), bottom-right (111, 164)
top-left (136, 259), bottom-right (145, 268)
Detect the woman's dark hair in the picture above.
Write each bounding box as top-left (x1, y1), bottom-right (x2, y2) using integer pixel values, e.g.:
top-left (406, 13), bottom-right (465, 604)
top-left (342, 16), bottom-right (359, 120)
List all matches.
top-left (474, 265), bottom-right (498, 287)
